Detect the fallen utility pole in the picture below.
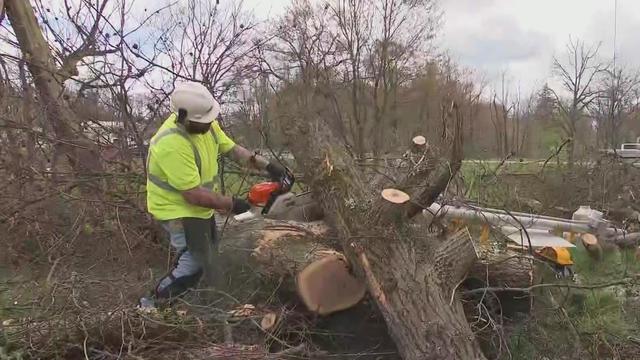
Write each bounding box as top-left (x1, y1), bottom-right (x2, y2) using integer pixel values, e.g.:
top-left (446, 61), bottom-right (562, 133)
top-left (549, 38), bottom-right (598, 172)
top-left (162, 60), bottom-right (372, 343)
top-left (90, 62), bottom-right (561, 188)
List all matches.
top-left (424, 203), bottom-right (628, 240)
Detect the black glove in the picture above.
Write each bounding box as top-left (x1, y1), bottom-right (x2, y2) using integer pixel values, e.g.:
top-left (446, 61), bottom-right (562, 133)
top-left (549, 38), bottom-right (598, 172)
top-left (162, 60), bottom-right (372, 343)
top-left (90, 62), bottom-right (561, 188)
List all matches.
top-left (266, 160), bottom-right (295, 191)
top-left (266, 161), bottom-right (287, 182)
top-left (231, 197), bottom-right (251, 215)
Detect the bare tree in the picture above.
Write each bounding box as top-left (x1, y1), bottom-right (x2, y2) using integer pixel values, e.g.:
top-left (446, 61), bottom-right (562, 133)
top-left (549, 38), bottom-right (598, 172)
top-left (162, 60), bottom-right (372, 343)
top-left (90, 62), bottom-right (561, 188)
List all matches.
top-left (147, 0), bottom-right (263, 103)
top-left (489, 71), bottom-right (514, 158)
top-left (550, 37), bottom-right (607, 165)
top-left (513, 91), bottom-right (536, 156)
top-left (2, 0), bottom-right (166, 175)
top-left (368, 0), bottom-right (440, 153)
top-left (465, 73), bottom-right (487, 147)
top-left (263, 0), bottom-right (352, 147)
top-left (591, 66), bottom-right (640, 148)
top-left (3, 0), bottom-right (110, 175)
top-left (330, 0), bottom-right (373, 158)
top-left (266, 0), bottom-right (342, 84)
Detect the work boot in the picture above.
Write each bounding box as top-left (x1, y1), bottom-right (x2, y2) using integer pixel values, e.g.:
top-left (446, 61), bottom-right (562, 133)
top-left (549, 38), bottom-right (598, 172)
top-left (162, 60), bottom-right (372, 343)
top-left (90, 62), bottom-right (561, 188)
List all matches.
top-left (137, 296), bottom-right (158, 313)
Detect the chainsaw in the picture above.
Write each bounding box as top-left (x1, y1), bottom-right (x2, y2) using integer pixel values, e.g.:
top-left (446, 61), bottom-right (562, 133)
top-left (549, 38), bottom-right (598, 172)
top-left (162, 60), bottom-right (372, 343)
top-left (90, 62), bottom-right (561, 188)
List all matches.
top-left (233, 169), bottom-right (295, 222)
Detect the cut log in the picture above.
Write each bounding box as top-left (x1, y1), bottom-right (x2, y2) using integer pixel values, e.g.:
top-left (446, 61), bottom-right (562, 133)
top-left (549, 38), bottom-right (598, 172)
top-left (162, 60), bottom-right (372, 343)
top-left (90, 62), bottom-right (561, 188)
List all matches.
top-left (296, 254), bottom-right (366, 315)
top-left (581, 234), bottom-right (603, 261)
top-left (220, 216), bottom-right (368, 315)
top-left (412, 135), bottom-right (427, 146)
top-left (218, 217), bottom-right (335, 279)
top-left (260, 312), bottom-right (278, 331)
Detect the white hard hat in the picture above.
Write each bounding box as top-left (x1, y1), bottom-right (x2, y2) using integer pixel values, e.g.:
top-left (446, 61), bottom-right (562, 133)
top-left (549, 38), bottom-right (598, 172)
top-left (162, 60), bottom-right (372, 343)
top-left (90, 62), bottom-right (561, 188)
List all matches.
top-left (170, 81), bottom-right (220, 124)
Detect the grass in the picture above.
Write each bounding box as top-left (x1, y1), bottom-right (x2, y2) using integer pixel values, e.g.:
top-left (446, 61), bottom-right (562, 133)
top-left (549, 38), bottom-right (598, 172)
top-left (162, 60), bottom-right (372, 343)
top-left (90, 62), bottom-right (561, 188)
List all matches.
top-left (505, 241), bottom-right (640, 359)
top-left (0, 280), bottom-right (27, 360)
top-left (506, 324), bottom-right (537, 360)
top-left (571, 240), bottom-right (640, 283)
top-left (572, 291), bottom-right (632, 337)
top-left (462, 161), bottom-right (640, 358)
top-left (459, 160), bottom-right (560, 202)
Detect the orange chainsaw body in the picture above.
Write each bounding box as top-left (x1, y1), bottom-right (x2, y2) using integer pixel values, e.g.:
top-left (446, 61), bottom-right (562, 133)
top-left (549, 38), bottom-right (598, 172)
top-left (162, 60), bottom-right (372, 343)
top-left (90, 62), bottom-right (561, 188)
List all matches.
top-left (248, 181), bottom-right (281, 207)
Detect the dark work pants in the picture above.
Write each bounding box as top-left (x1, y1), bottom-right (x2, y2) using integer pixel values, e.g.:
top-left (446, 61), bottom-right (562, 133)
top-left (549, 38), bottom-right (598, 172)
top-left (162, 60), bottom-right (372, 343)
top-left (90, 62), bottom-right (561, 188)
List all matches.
top-left (154, 216), bottom-right (220, 300)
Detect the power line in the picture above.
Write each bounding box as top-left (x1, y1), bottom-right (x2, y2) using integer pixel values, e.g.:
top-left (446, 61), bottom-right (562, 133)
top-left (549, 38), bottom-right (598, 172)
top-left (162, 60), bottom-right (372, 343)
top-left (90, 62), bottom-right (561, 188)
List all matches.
top-left (613, 0), bottom-right (618, 72)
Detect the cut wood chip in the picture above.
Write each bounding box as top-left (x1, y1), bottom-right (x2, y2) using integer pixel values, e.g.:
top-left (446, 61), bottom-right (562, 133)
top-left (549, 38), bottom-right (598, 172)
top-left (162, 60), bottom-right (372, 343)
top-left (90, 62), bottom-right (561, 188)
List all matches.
top-left (296, 255), bottom-right (366, 316)
top-left (260, 312), bottom-right (278, 330)
top-left (229, 304), bottom-right (256, 318)
top-left (381, 188), bottom-right (410, 204)
top-left (412, 135), bottom-right (427, 146)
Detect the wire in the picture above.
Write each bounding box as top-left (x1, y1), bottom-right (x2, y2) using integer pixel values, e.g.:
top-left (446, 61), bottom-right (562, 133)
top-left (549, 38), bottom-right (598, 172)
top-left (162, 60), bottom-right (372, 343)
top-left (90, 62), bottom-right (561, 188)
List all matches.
top-left (613, 0), bottom-right (618, 73)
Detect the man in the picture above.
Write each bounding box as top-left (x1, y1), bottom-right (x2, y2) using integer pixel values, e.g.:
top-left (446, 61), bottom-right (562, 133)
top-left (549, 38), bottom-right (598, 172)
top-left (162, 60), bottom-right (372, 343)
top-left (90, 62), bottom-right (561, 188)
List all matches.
top-left (140, 81), bottom-right (291, 308)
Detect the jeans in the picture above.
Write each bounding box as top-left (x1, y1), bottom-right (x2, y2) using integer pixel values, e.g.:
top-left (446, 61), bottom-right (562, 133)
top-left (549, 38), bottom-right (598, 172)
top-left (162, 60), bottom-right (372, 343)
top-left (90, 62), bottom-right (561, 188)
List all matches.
top-left (160, 220), bottom-right (201, 279)
top-left (153, 216), bottom-right (218, 300)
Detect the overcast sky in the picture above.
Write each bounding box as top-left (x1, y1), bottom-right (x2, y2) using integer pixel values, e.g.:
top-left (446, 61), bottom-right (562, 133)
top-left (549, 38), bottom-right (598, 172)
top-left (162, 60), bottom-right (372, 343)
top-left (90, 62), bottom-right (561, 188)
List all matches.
top-left (243, 0), bottom-right (640, 95)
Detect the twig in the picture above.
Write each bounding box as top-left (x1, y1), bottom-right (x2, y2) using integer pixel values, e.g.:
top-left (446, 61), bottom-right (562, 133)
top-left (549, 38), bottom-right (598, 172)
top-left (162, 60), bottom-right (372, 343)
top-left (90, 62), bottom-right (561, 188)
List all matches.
top-left (268, 343), bottom-right (310, 359)
top-left (46, 257), bottom-right (63, 287)
top-left (450, 275), bottom-right (469, 306)
top-left (81, 320), bottom-right (90, 360)
top-left (116, 207), bottom-right (133, 257)
top-left (487, 152), bottom-right (513, 179)
top-left (463, 278), bottom-right (633, 295)
top-left (539, 138), bottom-right (571, 175)
top-left (223, 322), bottom-right (234, 344)
top-left (547, 288), bottom-right (582, 353)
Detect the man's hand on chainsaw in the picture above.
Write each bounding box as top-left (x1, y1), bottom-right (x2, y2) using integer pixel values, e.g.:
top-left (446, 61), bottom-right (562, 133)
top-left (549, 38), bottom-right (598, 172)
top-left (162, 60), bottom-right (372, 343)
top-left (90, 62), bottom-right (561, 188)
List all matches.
top-left (266, 161), bottom-right (286, 181)
top-left (266, 160), bottom-right (295, 192)
top-left (231, 197), bottom-right (252, 215)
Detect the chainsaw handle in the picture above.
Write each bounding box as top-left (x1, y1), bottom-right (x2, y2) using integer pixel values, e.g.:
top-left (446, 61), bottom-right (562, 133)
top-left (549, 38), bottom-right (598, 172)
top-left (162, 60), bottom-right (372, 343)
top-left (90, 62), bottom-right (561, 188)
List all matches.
top-left (261, 171), bottom-right (293, 215)
top-left (261, 189), bottom-right (283, 215)
top-left (280, 168), bottom-right (295, 192)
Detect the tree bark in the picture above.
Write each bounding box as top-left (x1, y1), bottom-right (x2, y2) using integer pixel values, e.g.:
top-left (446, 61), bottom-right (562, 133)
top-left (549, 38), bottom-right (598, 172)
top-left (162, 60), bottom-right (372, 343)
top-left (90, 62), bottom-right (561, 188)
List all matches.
top-left (470, 255), bottom-right (535, 289)
top-left (278, 91), bottom-right (486, 359)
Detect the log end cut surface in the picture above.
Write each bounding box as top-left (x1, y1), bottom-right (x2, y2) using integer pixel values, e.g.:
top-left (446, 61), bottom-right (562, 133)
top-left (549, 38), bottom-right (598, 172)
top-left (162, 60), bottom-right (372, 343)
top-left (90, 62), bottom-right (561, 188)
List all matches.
top-left (381, 188), bottom-right (410, 204)
top-left (297, 255), bottom-right (367, 316)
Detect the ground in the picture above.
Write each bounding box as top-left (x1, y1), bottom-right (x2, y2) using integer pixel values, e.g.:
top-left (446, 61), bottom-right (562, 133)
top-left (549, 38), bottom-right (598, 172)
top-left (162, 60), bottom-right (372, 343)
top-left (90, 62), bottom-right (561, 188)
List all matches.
top-left (2, 158), bottom-right (640, 359)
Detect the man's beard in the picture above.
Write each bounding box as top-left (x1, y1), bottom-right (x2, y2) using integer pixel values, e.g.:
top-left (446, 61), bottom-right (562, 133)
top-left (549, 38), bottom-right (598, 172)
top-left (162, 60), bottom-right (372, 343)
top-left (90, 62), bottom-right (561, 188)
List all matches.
top-left (184, 121), bottom-right (211, 134)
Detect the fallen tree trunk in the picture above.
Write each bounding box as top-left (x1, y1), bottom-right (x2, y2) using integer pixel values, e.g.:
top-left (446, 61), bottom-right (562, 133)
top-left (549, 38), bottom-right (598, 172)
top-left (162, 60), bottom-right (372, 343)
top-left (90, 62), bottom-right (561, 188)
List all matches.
top-left (220, 217), bottom-right (336, 277)
top-left (470, 254), bottom-right (536, 290)
top-left (275, 90), bottom-right (486, 359)
top-left (219, 215), bottom-right (535, 294)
